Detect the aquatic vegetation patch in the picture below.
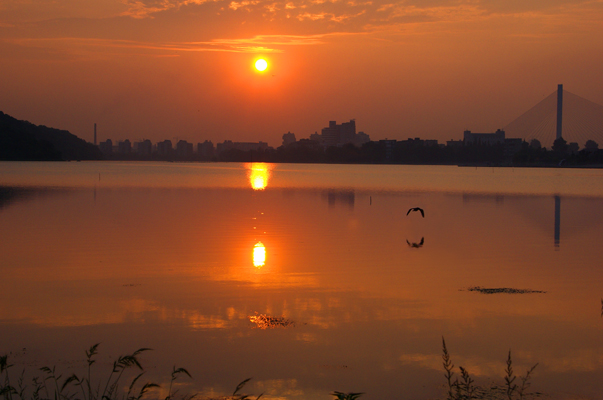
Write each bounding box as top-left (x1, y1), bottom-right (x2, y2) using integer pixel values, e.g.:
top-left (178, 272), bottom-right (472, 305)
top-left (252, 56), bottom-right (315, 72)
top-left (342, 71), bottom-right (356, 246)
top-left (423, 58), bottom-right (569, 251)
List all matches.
top-left (463, 286), bottom-right (547, 294)
top-left (248, 313), bottom-right (295, 329)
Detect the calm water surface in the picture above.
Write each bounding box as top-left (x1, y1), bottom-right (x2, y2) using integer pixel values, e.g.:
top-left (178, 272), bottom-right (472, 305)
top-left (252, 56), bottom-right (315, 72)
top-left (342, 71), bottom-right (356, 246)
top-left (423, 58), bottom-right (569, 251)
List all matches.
top-left (1, 162), bottom-right (603, 400)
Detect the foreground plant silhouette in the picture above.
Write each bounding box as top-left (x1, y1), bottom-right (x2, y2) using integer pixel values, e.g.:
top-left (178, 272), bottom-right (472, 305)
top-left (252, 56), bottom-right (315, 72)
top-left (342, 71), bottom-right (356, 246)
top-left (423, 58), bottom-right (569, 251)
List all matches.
top-left (442, 337), bottom-right (539, 400)
top-left (0, 345), bottom-right (267, 400)
top-left (0, 344), bottom-right (192, 400)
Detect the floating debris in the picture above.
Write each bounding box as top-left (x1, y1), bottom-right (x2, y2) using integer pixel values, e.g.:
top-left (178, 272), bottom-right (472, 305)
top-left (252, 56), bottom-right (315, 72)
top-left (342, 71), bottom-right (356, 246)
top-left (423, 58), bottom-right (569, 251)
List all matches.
top-left (318, 364), bottom-right (348, 369)
top-left (249, 313), bottom-right (295, 329)
top-left (463, 286), bottom-right (546, 294)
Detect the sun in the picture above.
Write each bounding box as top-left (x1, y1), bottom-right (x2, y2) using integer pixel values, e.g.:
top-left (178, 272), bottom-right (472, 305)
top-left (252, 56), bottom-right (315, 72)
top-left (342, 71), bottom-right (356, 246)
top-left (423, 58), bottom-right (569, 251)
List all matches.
top-left (255, 59), bottom-right (268, 72)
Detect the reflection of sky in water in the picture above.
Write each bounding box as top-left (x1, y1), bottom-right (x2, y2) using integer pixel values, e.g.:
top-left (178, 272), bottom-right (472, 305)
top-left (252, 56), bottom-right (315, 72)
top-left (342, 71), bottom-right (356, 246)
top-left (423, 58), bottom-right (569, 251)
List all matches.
top-left (1, 164), bottom-right (603, 399)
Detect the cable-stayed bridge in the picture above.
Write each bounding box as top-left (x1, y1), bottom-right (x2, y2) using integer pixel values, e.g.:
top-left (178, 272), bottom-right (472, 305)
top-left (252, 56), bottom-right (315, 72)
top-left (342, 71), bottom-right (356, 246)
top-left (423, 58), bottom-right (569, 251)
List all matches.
top-left (504, 85), bottom-right (603, 149)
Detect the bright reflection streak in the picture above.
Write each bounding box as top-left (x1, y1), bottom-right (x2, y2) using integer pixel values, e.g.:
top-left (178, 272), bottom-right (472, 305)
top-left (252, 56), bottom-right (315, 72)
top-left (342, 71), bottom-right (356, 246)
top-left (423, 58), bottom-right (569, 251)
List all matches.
top-left (246, 163), bottom-right (271, 190)
top-left (253, 241), bottom-right (266, 268)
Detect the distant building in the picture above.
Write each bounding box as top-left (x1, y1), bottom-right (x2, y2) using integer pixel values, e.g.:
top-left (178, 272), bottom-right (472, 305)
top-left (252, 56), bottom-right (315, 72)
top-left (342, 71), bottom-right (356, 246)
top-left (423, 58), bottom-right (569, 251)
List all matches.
top-left (176, 140), bottom-right (194, 159)
top-left (309, 132), bottom-right (322, 144)
top-left (157, 140), bottom-right (173, 157)
top-left (463, 129), bottom-right (505, 145)
top-left (504, 138), bottom-right (523, 157)
top-left (216, 140), bottom-right (270, 154)
top-left (117, 139), bottom-right (132, 154)
top-left (447, 139), bottom-right (463, 147)
top-left (282, 132), bottom-right (296, 146)
top-left (401, 137), bottom-right (424, 147)
top-left (99, 139), bottom-right (113, 155)
top-left (355, 131), bottom-right (370, 146)
top-left (134, 140), bottom-right (152, 156)
top-left (197, 140), bottom-right (215, 158)
top-left (379, 139), bottom-right (397, 161)
top-left (321, 120), bottom-right (356, 147)
top-left (319, 120), bottom-right (369, 147)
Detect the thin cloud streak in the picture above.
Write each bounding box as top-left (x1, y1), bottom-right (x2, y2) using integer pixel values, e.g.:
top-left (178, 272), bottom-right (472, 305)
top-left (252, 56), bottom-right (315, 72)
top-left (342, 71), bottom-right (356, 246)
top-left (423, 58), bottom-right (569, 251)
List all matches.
top-left (120, 0), bottom-right (220, 18)
top-left (1, 33), bottom-right (338, 57)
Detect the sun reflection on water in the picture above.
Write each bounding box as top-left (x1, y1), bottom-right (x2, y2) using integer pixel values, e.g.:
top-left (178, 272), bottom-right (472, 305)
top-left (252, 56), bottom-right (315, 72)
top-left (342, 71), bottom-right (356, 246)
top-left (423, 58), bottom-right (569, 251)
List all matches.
top-left (253, 241), bottom-right (266, 268)
top-left (246, 163), bottom-right (271, 190)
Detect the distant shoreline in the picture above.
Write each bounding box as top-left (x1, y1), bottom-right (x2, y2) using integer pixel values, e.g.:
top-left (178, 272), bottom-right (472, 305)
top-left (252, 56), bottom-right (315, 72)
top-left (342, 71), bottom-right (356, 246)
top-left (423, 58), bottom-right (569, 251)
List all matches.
top-left (4, 159), bottom-right (603, 169)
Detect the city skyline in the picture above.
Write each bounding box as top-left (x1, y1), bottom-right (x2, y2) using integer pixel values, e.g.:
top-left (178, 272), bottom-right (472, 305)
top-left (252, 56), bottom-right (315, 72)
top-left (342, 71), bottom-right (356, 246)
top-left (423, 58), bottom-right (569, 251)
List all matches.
top-left (1, 0), bottom-right (603, 147)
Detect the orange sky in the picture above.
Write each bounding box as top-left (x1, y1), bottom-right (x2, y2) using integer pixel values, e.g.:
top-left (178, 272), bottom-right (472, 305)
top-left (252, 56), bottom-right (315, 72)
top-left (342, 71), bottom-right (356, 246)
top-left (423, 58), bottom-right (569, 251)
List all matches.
top-left (1, 0), bottom-right (603, 146)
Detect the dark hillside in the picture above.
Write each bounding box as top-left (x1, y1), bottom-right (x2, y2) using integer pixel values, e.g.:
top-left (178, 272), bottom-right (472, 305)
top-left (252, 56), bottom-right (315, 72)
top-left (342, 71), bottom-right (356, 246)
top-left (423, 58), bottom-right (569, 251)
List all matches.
top-left (0, 111), bottom-right (102, 160)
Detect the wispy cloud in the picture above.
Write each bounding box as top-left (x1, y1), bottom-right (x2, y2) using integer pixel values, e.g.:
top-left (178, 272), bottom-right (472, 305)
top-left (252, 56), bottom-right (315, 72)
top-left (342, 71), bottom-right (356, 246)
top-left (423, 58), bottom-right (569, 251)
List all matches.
top-left (229, 0), bottom-right (261, 11)
top-left (120, 0), bottom-right (219, 18)
top-left (296, 9), bottom-right (366, 21)
top-left (1, 33), bottom-right (332, 58)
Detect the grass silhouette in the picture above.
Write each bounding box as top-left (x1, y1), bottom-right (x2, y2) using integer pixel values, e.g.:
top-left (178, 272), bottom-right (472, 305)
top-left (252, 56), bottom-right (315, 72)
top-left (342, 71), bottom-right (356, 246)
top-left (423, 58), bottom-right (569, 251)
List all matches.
top-left (2, 341), bottom-right (541, 400)
top-left (442, 337), bottom-right (540, 400)
top-left (0, 345), bottom-right (264, 400)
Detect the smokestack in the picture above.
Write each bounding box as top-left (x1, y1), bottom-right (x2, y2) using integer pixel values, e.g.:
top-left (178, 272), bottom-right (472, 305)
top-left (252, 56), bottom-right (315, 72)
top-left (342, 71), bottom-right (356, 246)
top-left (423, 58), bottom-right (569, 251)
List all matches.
top-left (556, 84), bottom-right (563, 140)
top-left (94, 123), bottom-right (97, 145)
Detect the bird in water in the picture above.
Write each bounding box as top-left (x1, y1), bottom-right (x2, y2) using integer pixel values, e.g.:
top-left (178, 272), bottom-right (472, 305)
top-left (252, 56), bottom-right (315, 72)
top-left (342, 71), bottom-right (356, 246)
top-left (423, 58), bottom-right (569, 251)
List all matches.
top-left (406, 237), bottom-right (424, 248)
top-left (407, 207), bottom-right (424, 217)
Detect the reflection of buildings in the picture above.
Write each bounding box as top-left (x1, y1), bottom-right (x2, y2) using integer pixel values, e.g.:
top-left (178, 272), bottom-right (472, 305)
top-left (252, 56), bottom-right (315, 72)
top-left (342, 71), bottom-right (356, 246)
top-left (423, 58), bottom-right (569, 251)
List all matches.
top-left (322, 190), bottom-right (355, 210)
top-left (555, 196), bottom-right (560, 247)
top-left (462, 194), bottom-right (505, 204)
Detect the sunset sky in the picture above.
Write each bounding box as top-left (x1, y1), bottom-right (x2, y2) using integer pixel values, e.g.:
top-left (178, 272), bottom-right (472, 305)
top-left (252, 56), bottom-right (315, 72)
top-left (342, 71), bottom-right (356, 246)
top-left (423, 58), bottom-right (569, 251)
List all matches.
top-left (1, 0), bottom-right (603, 146)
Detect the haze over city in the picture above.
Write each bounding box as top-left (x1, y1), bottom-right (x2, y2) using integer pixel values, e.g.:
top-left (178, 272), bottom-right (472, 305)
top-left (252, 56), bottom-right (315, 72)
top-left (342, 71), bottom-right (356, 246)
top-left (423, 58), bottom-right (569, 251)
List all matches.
top-left (1, 0), bottom-right (603, 146)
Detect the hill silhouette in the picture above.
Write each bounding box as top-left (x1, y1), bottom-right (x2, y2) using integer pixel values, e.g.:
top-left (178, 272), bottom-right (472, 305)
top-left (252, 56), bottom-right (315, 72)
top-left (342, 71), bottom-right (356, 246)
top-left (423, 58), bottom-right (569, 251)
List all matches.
top-left (0, 111), bottom-right (102, 161)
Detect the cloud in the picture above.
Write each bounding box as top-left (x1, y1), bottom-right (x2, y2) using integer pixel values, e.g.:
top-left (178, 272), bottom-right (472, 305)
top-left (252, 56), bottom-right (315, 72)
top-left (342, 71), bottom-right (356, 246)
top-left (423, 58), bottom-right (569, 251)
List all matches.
top-left (120, 0), bottom-right (220, 18)
top-left (296, 11), bottom-right (327, 20)
top-left (229, 0), bottom-right (261, 11)
top-left (0, 32), bottom-right (332, 59)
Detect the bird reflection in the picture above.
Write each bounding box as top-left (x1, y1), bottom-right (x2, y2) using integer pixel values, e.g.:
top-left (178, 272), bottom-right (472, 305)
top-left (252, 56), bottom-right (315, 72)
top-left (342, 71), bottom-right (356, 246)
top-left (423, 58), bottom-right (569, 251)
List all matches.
top-left (246, 163), bottom-right (271, 190)
top-left (406, 237), bottom-right (425, 248)
top-left (253, 241), bottom-right (266, 268)
top-left (407, 207), bottom-right (425, 217)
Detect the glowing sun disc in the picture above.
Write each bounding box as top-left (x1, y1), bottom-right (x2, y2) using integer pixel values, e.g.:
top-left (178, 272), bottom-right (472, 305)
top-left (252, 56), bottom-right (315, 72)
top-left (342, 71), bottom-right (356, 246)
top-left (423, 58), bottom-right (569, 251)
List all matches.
top-left (255, 59), bottom-right (268, 71)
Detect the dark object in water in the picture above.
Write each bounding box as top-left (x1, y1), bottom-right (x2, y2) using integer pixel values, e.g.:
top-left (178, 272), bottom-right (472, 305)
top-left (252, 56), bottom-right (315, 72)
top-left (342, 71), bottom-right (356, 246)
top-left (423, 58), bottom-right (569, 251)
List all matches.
top-left (407, 207), bottom-right (424, 217)
top-left (464, 286), bottom-right (546, 294)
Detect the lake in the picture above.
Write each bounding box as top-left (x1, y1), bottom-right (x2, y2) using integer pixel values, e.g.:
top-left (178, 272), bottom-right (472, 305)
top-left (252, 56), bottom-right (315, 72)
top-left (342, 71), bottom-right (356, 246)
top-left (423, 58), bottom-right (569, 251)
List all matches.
top-left (1, 161), bottom-right (603, 400)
